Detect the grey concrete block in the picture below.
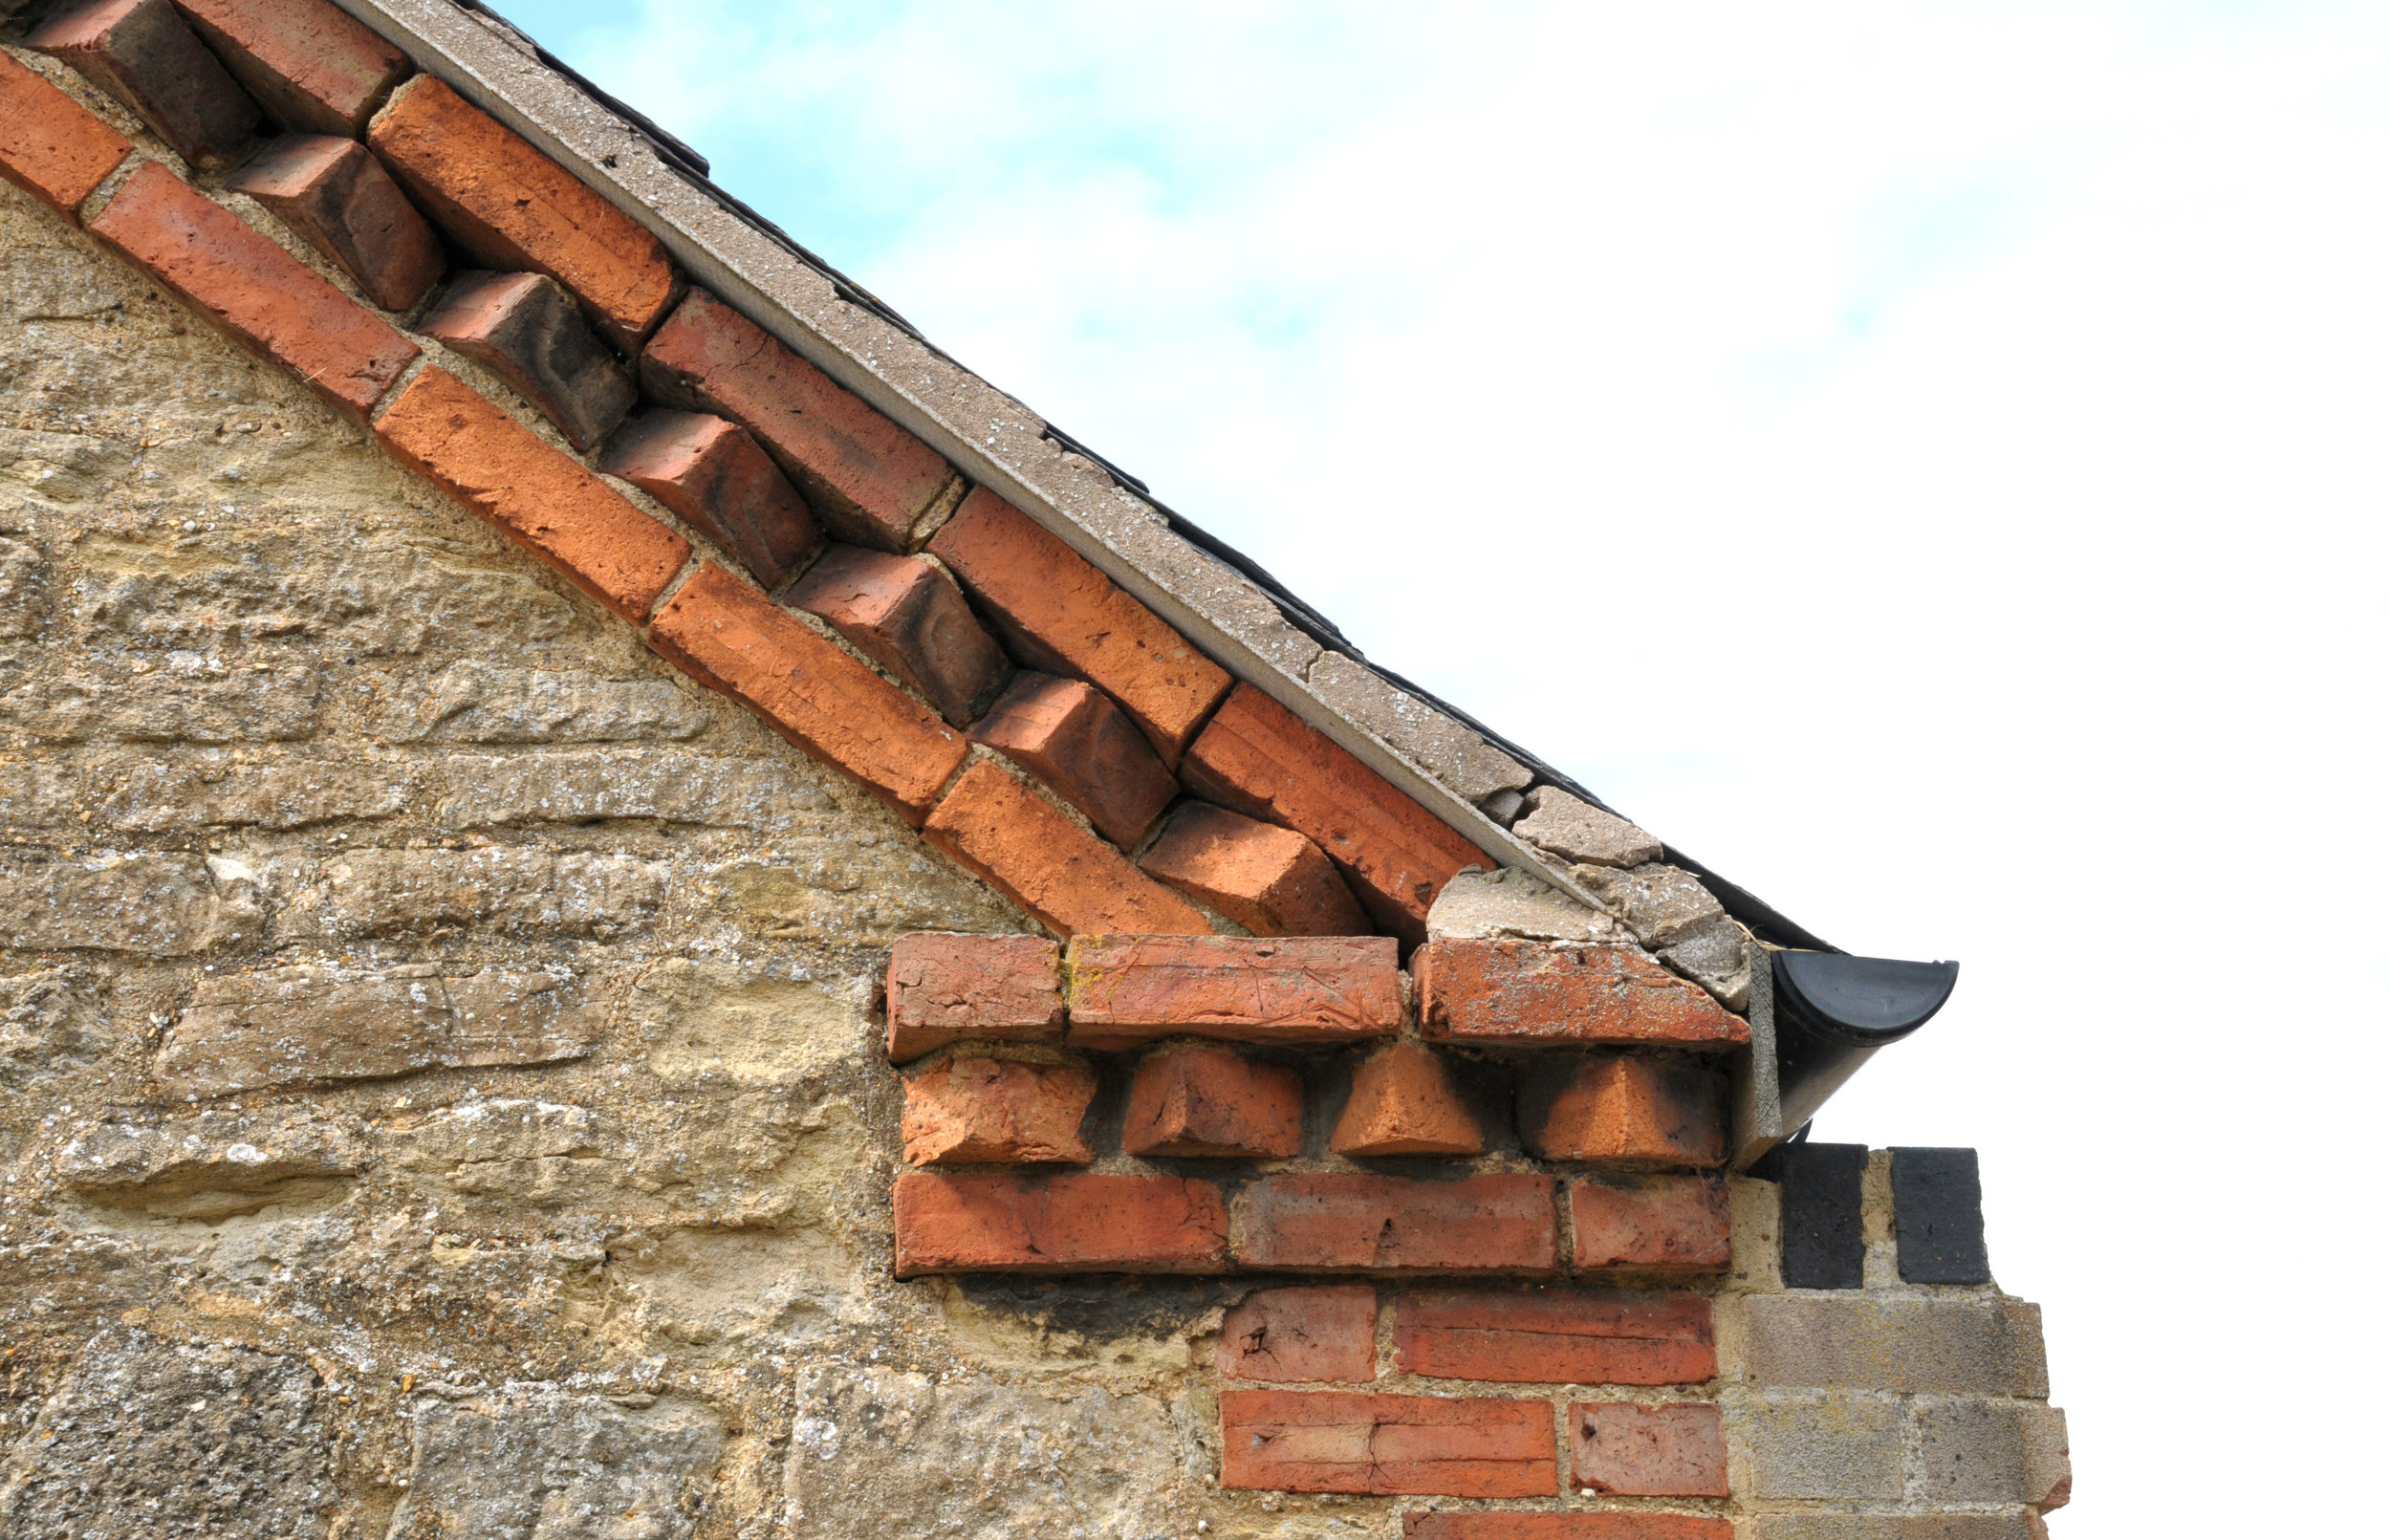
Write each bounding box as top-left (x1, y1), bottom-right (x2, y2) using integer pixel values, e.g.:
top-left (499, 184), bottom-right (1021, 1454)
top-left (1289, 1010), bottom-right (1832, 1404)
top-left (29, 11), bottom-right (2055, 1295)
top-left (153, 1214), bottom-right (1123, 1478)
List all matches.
top-left (1424, 865), bottom-right (1621, 944)
top-left (1746, 1294), bottom-right (2051, 1397)
top-left (1658, 912), bottom-right (1754, 1012)
top-left (1751, 1517), bottom-right (2046, 1540)
top-left (1306, 651), bottom-right (1532, 804)
top-left (1514, 786), bottom-right (1662, 867)
top-left (1915, 1399), bottom-right (2072, 1507)
top-left (1739, 1392), bottom-right (1903, 1500)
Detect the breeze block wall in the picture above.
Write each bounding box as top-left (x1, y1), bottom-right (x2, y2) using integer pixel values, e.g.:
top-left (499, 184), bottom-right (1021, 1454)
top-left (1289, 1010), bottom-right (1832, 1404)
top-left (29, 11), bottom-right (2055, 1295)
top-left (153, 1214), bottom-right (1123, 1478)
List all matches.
top-left (0, 3), bottom-right (2065, 1533)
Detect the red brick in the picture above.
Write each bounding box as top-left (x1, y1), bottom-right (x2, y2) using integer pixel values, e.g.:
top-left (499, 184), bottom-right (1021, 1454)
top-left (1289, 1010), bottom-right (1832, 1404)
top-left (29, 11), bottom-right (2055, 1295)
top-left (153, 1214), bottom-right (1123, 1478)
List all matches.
top-left (1140, 801), bottom-right (1368, 937)
top-left (1182, 683), bottom-right (1490, 944)
top-left (1218, 1285), bottom-right (1379, 1384)
top-left (1236, 1175), bottom-right (1558, 1275)
top-left (90, 162), bottom-right (416, 417)
top-left (173, 0), bottom-right (409, 135)
top-left (225, 133), bottom-right (440, 311)
top-left (600, 410), bottom-right (821, 592)
top-left (1416, 940), bottom-right (1748, 1049)
top-left (1220, 1390), bottom-right (1556, 1497)
top-left (885, 932), bottom-right (1064, 1064)
top-left (1394, 1289), bottom-right (1716, 1385)
top-left (1520, 1054), bottom-right (1726, 1168)
top-left (1570, 1402), bottom-right (1727, 1497)
top-left (927, 487), bottom-right (1229, 763)
top-left (891, 1171), bottom-right (1227, 1276)
top-left (1122, 1043), bottom-right (1304, 1159)
top-left (923, 759), bottom-right (1209, 938)
top-left (0, 51), bottom-right (133, 220)
top-left (1405, 1513), bottom-right (1733, 1540)
top-left (900, 1055), bottom-right (1095, 1165)
top-left (32, 0), bottom-right (260, 169)
top-left (1064, 934), bottom-right (1401, 1051)
top-left (647, 563), bottom-right (966, 822)
top-left (1570, 1177), bottom-right (1731, 1273)
top-left (786, 545), bottom-right (1010, 726)
top-left (971, 672), bottom-right (1174, 848)
top-left (641, 288), bottom-right (954, 551)
top-left (1331, 1042), bottom-right (1482, 1157)
top-left (376, 366), bottom-right (686, 619)
top-left (369, 76), bottom-right (680, 351)
top-left (422, 270), bottom-right (635, 450)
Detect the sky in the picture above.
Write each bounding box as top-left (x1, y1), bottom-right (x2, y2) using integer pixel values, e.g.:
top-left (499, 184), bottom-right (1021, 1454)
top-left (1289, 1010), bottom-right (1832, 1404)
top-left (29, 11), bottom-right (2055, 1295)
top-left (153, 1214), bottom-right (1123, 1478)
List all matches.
top-left (495, 2), bottom-right (2388, 1528)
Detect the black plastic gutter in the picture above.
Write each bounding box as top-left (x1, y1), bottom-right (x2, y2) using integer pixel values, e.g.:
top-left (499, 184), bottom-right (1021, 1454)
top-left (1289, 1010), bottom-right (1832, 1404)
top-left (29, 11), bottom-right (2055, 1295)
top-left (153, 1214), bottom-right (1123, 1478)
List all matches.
top-left (445, 0), bottom-right (1836, 956)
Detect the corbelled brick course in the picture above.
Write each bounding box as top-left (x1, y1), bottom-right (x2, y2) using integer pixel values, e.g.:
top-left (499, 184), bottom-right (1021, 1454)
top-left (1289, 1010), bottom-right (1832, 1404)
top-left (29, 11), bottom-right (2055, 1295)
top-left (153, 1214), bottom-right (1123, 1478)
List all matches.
top-left (422, 270), bottom-right (636, 451)
top-left (1569, 1176), bottom-right (1732, 1272)
top-left (1121, 1042), bottom-right (1304, 1159)
top-left (92, 162), bottom-right (418, 417)
top-left (225, 133), bottom-right (442, 312)
top-left (33, 0), bottom-right (261, 169)
top-left (0, 50), bottom-right (134, 218)
top-left (1218, 1285), bottom-right (1380, 1384)
top-left (1416, 940), bottom-right (1748, 1048)
top-left (376, 365), bottom-right (687, 620)
top-left (1520, 1053), bottom-right (1727, 1168)
top-left (1219, 1389), bottom-right (1557, 1497)
top-left (1183, 683), bottom-right (1489, 944)
top-left (599, 410), bottom-right (822, 591)
top-left (970, 672), bottom-right (1176, 848)
top-left (928, 487), bottom-right (1230, 763)
top-left (884, 933), bottom-right (1065, 1063)
top-left (900, 1054), bottom-right (1095, 1165)
top-left (646, 562), bottom-right (967, 822)
top-left (1331, 1041), bottom-right (1484, 1157)
top-left (1393, 1290), bottom-right (1716, 1386)
top-left (923, 759), bottom-right (1210, 937)
top-left (786, 545), bottom-right (1010, 727)
top-left (173, 0), bottom-right (412, 135)
top-left (370, 76), bottom-right (680, 350)
top-left (892, 1171), bottom-right (1228, 1275)
top-left (1065, 934), bottom-right (1401, 1050)
top-left (1236, 1174), bottom-right (1559, 1274)
top-left (1140, 800), bottom-right (1369, 937)
top-left (641, 288), bottom-right (957, 550)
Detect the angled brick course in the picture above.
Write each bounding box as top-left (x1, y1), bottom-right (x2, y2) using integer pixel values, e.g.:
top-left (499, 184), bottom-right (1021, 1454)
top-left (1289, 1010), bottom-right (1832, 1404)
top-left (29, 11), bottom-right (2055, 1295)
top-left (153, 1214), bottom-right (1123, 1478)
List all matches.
top-left (599, 410), bottom-right (822, 591)
top-left (92, 162), bottom-right (418, 417)
top-left (1184, 683), bottom-right (1490, 944)
top-left (370, 75), bottom-right (680, 350)
top-left (225, 133), bottom-right (442, 311)
top-left (1140, 801), bottom-right (1369, 937)
top-left (923, 759), bottom-right (1210, 938)
top-left (786, 545), bottom-right (1010, 727)
top-left (0, 50), bottom-right (134, 219)
top-left (173, 0), bottom-right (412, 135)
top-left (32, 0), bottom-right (262, 169)
top-left (970, 671), bottom-right (1176, 848)
top-left (422, 270), bottom-right (636, 451)
top-left (646, 562), bottom-right (966, 822)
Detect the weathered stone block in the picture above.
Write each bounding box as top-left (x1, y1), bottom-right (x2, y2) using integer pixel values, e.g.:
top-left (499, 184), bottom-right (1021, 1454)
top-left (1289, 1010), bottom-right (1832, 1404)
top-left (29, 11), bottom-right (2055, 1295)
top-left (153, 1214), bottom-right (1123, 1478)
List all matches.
top-left (1513, 787), bottom-right (1663, 868)
top-left (1740, 1391), bottom-right (1904, 1500)
top-left (1424, 865), bottom-right (1619, 944)
top-left (389, 1389), bottom-right (724, 1540)
top-left (104, 757), bottom-right (403, 830)
top-left (1, 851), bottom-right (257, 954)
top-left (437, 749), bottom-right (809, 830)
top-left (274, 848), bottom-right (668, 939)
top-left (388, 660), bottom-right (705, 743)
top-left (1218, 1284), bottom-right (1379, 1383)
top-left (0, 666), bottom-right (320, 741)
top-left (1744, 1295), bottom-right (2051, 1397)
top-left (627, 958), bottom-right (861, 1089)
top-left (153, 963), bottom-right (606, 1095)
top-left (0, 968), bottom-right (105, 1077)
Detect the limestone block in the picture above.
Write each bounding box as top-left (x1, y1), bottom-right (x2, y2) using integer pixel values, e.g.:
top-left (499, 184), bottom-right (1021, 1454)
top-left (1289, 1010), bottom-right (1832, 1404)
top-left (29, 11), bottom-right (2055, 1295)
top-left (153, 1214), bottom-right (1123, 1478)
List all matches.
top-left (54, 1111), bottom-right (362, 1219)
top-left (1513, 787), bottom-right (1662, 868)
top-left (1745, 1294), bottom-right (2051, 1398)
top-left (272, 848), bottom-right (669, 939)
top-left (0, 1329), bottom-right (331, 1537)
top-left (714, 844), bottom-right (1023, 947)
top-left (0, 667), bottom-right (320, 741)
top-left (1306, 652), bottom-right (1532, 804)
top-left (380, 1095), bottom-right (597, 1171)
top-left (437, 749), bottom-right (822, 830)
top-left (0, 967), bottom-right (104, 1077)
top-left (389, 1390), bottom-right (723, 1540)
top-left (1739, 1391), bottom-right (1903, 1500)
top-left (0, 532), bottom-right (42, 638)
top-left (629, 958), bottom-right (864, 1088)
top-left (1424, 864), bottom-right (1619, 944)
top-left (0, 851), bottom-right (259, 954)
top-left (101, 757), bottom-right (405, 830)
top-left (386, 658), bottom-right (706, 742)
top-left (154, 963), bottom-right (606, 1095)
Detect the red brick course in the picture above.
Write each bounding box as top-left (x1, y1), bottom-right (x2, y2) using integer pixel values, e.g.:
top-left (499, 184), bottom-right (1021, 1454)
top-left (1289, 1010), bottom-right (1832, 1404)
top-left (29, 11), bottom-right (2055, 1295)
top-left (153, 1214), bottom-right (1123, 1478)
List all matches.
top-left (647, 562), bottom-right (967, 822)
top-left (1140, 801), bottom-right (1369, 937)
top-left (225, 133), bottom-right (442, 312)
top-left (1183, 683), bottom-right (1490, 944)
top-left (1404, 1514), bottom-right (1733, 1540)
top-left (422, 270), bottom-right (636, 451)
top-left (927, 487), bottom-right (1230, 763)
top-left (376, 366), bottom-right (687, 622)
top-left (370, 76), bottom-right (680, 351)
top-left (1122, 1043), bottom-right (1305, 1159)
top-left (1570, 1402), bottom-right (1728, 1497)
top-left (785, 545), bottom-right (1010, 726)
top-left (1569, 1177), bottom-right (1731, 1273)
top-left (1220, 1390), bottom-right (1557, 1497)
top-left (1332, 1042), bottom-right (1484, 1158)
top-left (0, 50), bottom-right (133, 219)
top-left (174, 0), bottom-right (411, 136)
top-left (1064, 934), bottom-right (1401, 1051)
top-left (900, 1055), bottom-right (1095, 1165)
top-left (92, 163), bottom-right (418, 418)
top-left (33, 0), bottom-right (260, 169)
top-left (1218, 1285), bottom-right (1379, 1384)
top-left (599, 410), bottom-right (821, 592)
top-left (1235, 1174), bottom-right (1559, 1274)
top-left (641, 288), bottom-right (955, 551)
top-left (1393, 1289), bottom-right (1716, 1386)
top-left (1520, 1054), bottom-right (1726, 1168)
top-left (892, 1171), bottom-right (1227, 1275)
top-left (923, 759), bottom-right (1210, 939)
top-left (971, 672), bottom-right (1176, 849)
top-left (1416, 940), bottom-right (1748, 1049)
top-left (884, 933), bottom-right (1065, 1064)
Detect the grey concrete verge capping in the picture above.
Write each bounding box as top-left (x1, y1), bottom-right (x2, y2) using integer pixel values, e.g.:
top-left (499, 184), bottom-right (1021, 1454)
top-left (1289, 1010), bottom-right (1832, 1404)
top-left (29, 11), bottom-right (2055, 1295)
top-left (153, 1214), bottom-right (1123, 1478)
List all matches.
top-left (322, 0), bottom-right (1653, 921)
